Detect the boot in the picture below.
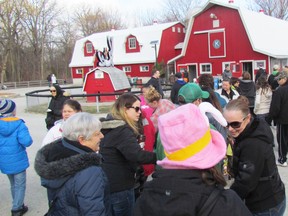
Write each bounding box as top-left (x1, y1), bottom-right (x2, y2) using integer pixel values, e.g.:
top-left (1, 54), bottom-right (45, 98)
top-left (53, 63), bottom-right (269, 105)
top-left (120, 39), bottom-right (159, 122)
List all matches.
top-left (11, 205), bottom-right (28, 216)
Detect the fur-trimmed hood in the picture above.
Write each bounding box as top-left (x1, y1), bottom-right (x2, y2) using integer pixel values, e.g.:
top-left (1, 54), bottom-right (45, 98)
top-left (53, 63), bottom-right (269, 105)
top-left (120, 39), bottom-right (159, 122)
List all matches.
top-left (34, 143), bottom-right (103, 189)
top-left (101, 119), bottom-right (126, 130)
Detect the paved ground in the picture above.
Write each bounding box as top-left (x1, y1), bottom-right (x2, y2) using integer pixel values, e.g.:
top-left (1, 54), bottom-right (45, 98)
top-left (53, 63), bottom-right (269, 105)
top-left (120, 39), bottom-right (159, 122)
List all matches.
top-left (0, 86), bottom-right (287, 215)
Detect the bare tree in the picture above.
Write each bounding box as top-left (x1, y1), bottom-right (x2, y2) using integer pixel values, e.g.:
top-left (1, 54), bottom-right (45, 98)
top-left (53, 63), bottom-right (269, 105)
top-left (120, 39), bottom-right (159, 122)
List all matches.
top-left (74, 5), bottom-right (126, 37)
top-left (0, 0), bottom-right (24, 84)
top-left (20, 0), bottom-right (60, 80)
top-left (250, 0), bottom-right (288, 20)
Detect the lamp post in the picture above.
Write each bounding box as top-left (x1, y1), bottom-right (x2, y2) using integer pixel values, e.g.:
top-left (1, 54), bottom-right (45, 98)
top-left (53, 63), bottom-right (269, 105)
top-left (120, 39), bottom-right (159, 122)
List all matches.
top-left (150, 40), bottom-right (159, 67)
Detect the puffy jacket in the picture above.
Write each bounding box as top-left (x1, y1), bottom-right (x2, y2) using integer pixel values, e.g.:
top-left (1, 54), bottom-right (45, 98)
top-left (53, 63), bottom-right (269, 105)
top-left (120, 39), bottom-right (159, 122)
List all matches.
top-left (34, 139), bottom-right (111, 216)
top-left (100, 119), bottom-right (156, 193)
top-left (134, 169), bottom-right (252, 216)
top-left (231, 118), bottom-right (285, 213)
top-left (0, 117), bottom-right (33, 174)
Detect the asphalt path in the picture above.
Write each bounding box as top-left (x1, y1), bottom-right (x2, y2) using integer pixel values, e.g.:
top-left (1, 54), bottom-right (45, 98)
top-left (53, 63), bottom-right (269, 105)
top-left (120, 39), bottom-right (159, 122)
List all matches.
top-left (0, 87), bottom-right (287, 215)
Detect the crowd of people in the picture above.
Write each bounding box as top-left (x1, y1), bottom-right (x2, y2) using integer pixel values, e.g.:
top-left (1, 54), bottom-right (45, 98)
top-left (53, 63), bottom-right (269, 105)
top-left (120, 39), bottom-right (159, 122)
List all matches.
top-left (1, 66), bottom-right (288, 215)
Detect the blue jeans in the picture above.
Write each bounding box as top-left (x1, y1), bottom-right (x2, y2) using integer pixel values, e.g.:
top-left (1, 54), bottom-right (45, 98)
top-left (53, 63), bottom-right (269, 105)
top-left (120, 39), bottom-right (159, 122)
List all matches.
top-left (7, 170), bottom-right (26, 211)
top-left (110, 188), bottom-right (135, 216)
top-left (253, 198), bottom-right (286, 216)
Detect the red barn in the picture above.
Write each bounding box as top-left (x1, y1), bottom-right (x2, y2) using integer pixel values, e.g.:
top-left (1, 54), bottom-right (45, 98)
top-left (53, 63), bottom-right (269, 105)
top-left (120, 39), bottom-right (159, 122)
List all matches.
top-left (169, 0), bottom-right (288, 81)
top-left (83, 67), bottom-right (131, 102)
top-left (69, 22), bottom-right (186, 85)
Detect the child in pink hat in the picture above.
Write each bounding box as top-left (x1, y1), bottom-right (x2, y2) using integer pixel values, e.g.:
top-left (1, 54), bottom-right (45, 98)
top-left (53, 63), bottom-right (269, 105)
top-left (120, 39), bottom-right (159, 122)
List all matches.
top-left (134, 104), bottom-right (252, 216)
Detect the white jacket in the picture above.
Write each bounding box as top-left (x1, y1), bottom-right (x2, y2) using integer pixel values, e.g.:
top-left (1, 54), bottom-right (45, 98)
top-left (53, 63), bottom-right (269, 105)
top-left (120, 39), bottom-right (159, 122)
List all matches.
top-left (254, 88), bottom-right (272, 115)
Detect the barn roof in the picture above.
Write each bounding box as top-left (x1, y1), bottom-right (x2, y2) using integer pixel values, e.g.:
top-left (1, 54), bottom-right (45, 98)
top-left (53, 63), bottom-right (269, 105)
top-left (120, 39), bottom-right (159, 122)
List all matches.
top-left (69, 22), bottom-right (180, 67)
top-left (83, 67), bottom-right (131, 92)
top-left (181, 0), bottom-right (288, 59)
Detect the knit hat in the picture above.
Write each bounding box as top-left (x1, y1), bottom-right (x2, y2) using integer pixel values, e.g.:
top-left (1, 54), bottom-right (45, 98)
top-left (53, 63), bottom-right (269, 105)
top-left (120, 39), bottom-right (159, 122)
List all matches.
top-left (157, 103), bottom-right (226, 169)
top-left (178, 83), bottom-right (209, 103)
top-left (0, 99), bottom-right (16, 116)
top-left (276, 71), bottom-right (288, 81)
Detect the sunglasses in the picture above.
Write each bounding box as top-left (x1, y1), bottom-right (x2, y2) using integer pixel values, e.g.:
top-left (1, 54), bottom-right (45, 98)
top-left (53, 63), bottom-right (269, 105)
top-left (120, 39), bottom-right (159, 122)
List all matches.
top-left (50, 90), bottom-right (56, 93)
top-left (226, 116), bottom-right (248, 129)
top-left (128, 106), bottom-right (141, 112)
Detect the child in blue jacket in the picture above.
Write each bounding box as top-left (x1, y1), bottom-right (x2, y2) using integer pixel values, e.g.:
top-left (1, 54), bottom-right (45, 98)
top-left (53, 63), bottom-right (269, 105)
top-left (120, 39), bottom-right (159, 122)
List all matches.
top-left (0, 99), bottom-right (33, 216)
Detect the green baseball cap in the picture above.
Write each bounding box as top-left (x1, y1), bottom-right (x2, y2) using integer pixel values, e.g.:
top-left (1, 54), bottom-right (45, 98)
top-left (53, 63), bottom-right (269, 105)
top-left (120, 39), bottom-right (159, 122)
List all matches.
top-left (178, 83), bottom-right (209, 103)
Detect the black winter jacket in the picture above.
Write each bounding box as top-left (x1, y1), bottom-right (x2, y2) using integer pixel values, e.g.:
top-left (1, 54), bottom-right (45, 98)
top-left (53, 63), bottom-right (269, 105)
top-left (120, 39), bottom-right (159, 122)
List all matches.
top-left (145, 77), bottom-right (164, 98)
top-left (269, 82), bottom-right (288, 124)
top-left (45, 84), bottom-right (69, 129)
top-left (100, 119), bottom-right (156, 193)
top-left (34, 139), bottom-right (111, 216)
top-left (170, 79), bottom-right (186, 104)
top-left (239, 80), bottom-right (256, 108)
top-left (231, 118), bottom-right (285, 213)
top-left (134, 169), bottom-right (252, 216)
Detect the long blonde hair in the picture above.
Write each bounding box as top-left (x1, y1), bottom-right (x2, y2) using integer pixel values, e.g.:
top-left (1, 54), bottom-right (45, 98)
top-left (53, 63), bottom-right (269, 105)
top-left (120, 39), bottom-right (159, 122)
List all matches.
top-left (111, 93), bottom-right (140, 134)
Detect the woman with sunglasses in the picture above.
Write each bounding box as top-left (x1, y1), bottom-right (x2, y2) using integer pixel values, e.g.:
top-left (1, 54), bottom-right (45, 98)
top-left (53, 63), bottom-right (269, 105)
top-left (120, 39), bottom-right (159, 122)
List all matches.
top-left (223, 96), bottom-right (286, 216)
top-left (45, 84), bottom-right (69, 130)
top-left (100, 93), bottom-right (156, 216)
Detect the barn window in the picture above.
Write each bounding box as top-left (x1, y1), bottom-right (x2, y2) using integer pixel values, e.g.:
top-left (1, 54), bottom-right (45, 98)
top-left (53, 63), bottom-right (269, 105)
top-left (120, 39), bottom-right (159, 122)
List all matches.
top-left (76, 68), bottom-right (83, 74)
top-left (140, 65), bottom-right (149, 72)
top-left (123, 66), bottom-right (131, 72)
top-left (177, 27), bottom-right (181, 33)
top-left (129, 38), bottom-right (136, 49)
top-left (172, 27), bottom-right (175, 32)
top-left (255, 60), bottom-right (266, 69)
top-left (200, 63), bottom-right (212, 74)
top-left (86, 42), bottom-right (93, 53)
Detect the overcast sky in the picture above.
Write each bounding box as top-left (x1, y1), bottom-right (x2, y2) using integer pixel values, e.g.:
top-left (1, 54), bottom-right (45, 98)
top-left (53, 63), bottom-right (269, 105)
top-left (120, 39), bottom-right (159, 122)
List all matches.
top-left (56, 0), bottom-right (250, 27)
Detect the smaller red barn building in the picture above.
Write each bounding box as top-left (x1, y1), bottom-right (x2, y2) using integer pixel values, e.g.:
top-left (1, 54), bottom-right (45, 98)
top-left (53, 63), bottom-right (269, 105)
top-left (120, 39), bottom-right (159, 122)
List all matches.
top-left (69, 22), bottom-right (186, 85)
top-left (83, 67), bottom-right (131, 102)
top-left (169, 0), bottom-right (288, 81)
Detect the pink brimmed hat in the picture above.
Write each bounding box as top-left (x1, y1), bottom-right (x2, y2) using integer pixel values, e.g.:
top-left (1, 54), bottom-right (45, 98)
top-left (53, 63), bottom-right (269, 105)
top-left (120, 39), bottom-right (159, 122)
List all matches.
top-left (157, 103), bottom-right (226, 169)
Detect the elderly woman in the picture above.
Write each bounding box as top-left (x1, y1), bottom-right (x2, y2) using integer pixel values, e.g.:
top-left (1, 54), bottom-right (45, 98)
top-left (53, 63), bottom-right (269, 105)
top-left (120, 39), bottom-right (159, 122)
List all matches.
top-left (223, 97), bottom-right (286, 215)
top-left (35, 112), bottom-right (111, 215)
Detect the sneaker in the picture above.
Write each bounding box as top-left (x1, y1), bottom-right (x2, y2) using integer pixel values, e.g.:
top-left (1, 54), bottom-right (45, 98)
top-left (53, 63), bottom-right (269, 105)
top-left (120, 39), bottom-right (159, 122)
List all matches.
top-left (276, 161), bottom-right (288, 167)
top-left (11, 205), bottom-right (28, 216)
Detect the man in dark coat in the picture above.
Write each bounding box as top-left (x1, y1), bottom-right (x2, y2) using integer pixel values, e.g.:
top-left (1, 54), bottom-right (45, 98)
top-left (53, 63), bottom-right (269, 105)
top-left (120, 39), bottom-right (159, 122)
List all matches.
top-left (170, 72), bottom-right (186, 104)
top-left (269, 71), bottom-right (288, 166)
top-left (145, 70), bottom-right (164, 98)
top-left (268, 64), bottom-right (280, 91)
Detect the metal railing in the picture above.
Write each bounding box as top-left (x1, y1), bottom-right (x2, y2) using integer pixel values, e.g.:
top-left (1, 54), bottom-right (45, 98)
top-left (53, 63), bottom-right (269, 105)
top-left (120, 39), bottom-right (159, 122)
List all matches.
top-left (25, 84), bottom-right (172, 113)
top-left (2, 79), bottom-right (72, 89)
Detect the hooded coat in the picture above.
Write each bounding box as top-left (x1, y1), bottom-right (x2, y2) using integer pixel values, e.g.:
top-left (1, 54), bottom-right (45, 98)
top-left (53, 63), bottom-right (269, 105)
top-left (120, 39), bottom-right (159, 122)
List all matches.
top-left (134, 169), bottom-right (252, 216)
top-left (231, 118), bottom-right (285, 213)
top-left (45, 84), bottom-right (69, 130)
top-left (0, 117), bottom-right (33, 174)
top-left (239, 80), bottom-right (256, 108)
top-left (34, 139), bottom-right (111, 216)
top-left (170, 79), bottom-right (186, 104)
top-left (100, 119), bottom-right (156, 193)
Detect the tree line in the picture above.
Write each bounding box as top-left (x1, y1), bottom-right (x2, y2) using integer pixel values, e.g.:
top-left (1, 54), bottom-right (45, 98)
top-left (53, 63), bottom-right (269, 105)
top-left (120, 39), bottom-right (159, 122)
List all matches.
top-left (0, 0), bottom-right (287, 85)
